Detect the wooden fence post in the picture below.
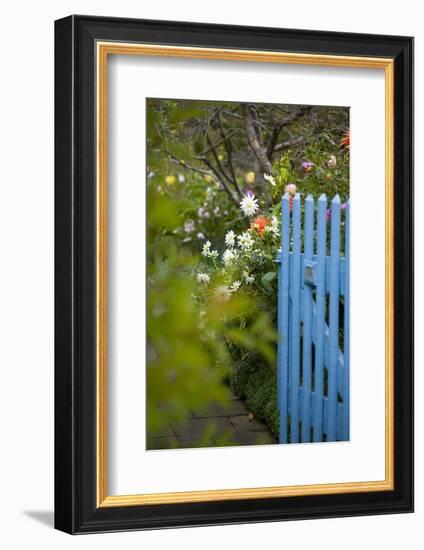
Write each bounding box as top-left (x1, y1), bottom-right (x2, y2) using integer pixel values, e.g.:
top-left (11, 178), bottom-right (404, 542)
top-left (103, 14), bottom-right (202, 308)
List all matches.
top-left (313, 194), bottom-right (327, 442)
top-left (327, 195), bottom-right (341, 441)
top-left (289, 194), bottom-right (301, 443)
top-left (278, 193), bottom-right (291, 443)
top-left (301, 195), bottom-right (314, 442)
top-left (342, 200), bottom-right (350, 440)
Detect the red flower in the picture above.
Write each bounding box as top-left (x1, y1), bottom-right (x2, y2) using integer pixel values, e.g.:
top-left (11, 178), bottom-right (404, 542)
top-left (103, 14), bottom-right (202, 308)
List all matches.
top-left (251, 216), bottom-right (270, 235)
top-left (340, 129), bottom-right (350, 149)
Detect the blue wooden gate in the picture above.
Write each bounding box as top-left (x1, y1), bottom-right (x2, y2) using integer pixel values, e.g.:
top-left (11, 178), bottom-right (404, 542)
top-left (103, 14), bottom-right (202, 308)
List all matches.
top-left (276, 193), bottom-right (350, 444)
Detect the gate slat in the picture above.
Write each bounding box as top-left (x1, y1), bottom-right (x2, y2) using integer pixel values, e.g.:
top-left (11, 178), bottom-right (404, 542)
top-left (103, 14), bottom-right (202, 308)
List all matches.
top-left (278, 193), bottom-right (291, 443)
top-left (327, 195), bottom-right (341, 441)
top-left (312, 194), bottom-right (327, 442)
top-left (342, 200), bottom-right (350, 440)
top-left (301, 195), bottom-right (314, 442)
top-left (289, 194), bottom-right (301, 443)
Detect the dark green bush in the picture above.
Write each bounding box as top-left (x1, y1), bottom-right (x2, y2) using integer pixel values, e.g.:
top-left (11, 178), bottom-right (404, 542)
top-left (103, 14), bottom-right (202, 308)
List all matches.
top-left (229, 350), bottom-right (279, 439)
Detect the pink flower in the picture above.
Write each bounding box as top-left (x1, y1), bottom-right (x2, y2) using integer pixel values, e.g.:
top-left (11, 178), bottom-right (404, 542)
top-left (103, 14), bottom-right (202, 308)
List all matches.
top-left (284, 183), bottom-right (297, 196)
top-left (301, 161), bottom-right (315, 172)
top-left (197, 207), bottom-right (210, 219)
top-left (184, 220), bottom-right (195, 233)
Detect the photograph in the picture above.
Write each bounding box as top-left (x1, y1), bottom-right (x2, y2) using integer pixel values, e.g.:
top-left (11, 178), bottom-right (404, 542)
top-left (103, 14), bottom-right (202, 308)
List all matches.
top-left (146, 98), bottom-right (350, 450)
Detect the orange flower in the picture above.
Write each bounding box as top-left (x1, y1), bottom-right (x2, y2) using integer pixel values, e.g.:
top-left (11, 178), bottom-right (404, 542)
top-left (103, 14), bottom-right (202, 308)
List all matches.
top-left (340, 129), bottom-right (350, 149)
top-left (251, 216), bottom-right (270, 235)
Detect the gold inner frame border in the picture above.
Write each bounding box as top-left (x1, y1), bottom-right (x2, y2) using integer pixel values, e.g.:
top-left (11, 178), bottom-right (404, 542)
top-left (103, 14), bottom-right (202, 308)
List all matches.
top-left (96, 42), bottom-right (394, 508)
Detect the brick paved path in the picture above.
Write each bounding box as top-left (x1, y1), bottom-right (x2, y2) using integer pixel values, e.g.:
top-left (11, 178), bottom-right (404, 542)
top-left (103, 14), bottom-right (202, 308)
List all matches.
top-left (148, 396), bottom-right (277, 450)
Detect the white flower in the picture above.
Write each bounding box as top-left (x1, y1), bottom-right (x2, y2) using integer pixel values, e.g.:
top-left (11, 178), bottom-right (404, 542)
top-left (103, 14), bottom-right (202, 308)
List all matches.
top-left (214, 285), bottom-right (232, 302)
top-left (230, 280), bottom-right (241, 292)
top-left (222, 249), bottom-right (236, 266)
top-left (178, 174), bottom-right (185, 183)
top-left (266, 215), bottom-right (280, 237)
top-left (210, 250), bottom-right (219, 259)
top-left (240, 192), bottom-right (259, 217)
top-left (243, 271), bottom-right (255, 284)
top-left (201, 241), bottom-right (211, 257)
top-left (264, 173), bottom-right (276, 186)
top-left (225, 230), bottom-right (236, 248)
top-left (197, 272), bottom-right (210, 284)
top-left (327, 154), bottom-right (337, 168)
top-left (238, 231), bottom-right (254, 251)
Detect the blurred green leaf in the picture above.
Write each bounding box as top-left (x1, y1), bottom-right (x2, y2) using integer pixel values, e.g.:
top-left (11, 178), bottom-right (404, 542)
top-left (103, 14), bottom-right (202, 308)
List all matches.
top-left (261, 271), bottom-right (277, 285)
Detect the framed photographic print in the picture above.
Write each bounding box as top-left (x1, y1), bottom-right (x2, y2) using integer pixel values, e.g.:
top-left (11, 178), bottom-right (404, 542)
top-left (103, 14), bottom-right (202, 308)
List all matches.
top-left (54, 15), bottom-right (413, 534)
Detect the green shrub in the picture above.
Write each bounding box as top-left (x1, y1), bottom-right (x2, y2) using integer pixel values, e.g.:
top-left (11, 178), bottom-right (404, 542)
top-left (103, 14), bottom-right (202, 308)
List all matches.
top-left (229, 349), bottom-right (279, 438)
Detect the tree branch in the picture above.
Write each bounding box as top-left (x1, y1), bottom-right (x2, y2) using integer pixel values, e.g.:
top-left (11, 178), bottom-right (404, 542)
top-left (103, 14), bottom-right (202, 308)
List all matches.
top-left (273, 136), bottom-right (306, 153)
top-left (242, 104), bottom-right (273, 174)
top-left (266, 107), bottom-right (312, 158)
top-left (266, 127), bottom-right (282, 159)
top-left (198, 155), bottom-right (239, 206)
top-left (167, 152), bottom-right (212, 178)
top-left (200, 129), bottom-right (239, 156)
top-left (167, 151), bottom-right (238, 206)
top-left (204, 135), bottom-right (235, 187)
top-left (216, 111), bottom-right (242, 198)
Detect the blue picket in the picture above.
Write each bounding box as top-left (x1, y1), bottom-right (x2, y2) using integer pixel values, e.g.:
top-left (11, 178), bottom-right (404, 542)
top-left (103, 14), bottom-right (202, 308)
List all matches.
top-left (301, 195), bottom-right (314, 442)
top-left (312, 195), bottom-right (327, 442)
top-left (278, 193), bottom-right (291, 443)
top-left (289, 194), bottom-right (301, 443)
top-left (342, 200), bottom-right (350, 440)
top-left (326, 195), bottom-right (341, 441)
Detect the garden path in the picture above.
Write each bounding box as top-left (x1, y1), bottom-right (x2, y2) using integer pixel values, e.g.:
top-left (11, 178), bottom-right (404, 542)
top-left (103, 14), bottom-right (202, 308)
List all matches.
top-left (148, 396), bottom-right (277, 450)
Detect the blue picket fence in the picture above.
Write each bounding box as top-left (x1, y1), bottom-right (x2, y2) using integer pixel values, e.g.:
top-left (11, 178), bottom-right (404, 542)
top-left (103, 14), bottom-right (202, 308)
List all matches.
top-left (276, 193), bottom-right (350, 444)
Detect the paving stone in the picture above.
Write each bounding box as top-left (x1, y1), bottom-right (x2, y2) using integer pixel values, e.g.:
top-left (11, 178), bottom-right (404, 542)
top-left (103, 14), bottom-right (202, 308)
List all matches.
top-left (228, 414), bottom-right (270, 432)
top-left (147, 436), bottom-right (178, 450)
top-left (148, 423), bottom-right (174, 437)
top-left (149, 395), bottom-right (276, 450)
top-left (191, 399), bottom-right (248, 418)
top-left (231, 431), bottom-right (276, 446)
top-left (171, 416), bottom-right (234, 436)
top-left (176, 434), bottom-right (216, 448)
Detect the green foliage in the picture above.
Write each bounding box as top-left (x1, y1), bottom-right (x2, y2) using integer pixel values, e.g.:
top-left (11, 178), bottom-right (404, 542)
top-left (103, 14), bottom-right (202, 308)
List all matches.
top-left (147, 187), bottom-right (277, 441)
top-left (230, 350), bottom-right (280, 438)
top-left (147, 189), bottom-right (230, 435)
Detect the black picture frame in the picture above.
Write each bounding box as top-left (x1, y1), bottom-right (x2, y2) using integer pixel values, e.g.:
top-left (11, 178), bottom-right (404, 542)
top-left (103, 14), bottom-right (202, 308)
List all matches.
top-left (55, 15), bottom-right (413, 534)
